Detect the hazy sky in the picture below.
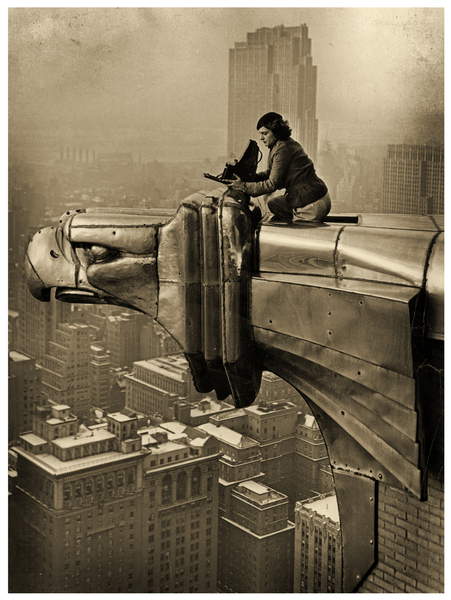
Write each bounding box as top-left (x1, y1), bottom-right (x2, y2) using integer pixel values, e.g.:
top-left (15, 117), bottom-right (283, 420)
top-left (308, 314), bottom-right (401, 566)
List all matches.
top-left (9, 7), bottom-right (444, 160)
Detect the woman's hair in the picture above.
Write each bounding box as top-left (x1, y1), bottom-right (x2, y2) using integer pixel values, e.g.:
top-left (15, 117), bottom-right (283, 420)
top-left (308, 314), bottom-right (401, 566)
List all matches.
top-left (256, 112), bottom-right (292, 140)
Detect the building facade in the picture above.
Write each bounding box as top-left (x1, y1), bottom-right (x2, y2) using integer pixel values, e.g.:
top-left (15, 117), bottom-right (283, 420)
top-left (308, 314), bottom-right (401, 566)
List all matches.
top-left (89, 345), bottom-right (111, 410)
top-left (40, 322), bottom-right (92, 417)
top-left (125, 354), bottom-right (203, 419)
top-left (218, 481), bottom-right (294, 592)
top-left (294, 493), bottom-right (342, 593)
top-left (9, 351), bottom-right (41, 442)
top-left (11, 404), bottom-right (220, 593)
top-left (228, 24), bottom-right (318, 160)
top-left (382, 144), bottom-right (444, 214)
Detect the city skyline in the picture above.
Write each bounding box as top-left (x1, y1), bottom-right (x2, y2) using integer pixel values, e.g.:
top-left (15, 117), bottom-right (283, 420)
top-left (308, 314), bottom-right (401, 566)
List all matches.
top-left (8, 6), bottom-right (445, 594)
top-left (10, 7), bottom-right (444, 162)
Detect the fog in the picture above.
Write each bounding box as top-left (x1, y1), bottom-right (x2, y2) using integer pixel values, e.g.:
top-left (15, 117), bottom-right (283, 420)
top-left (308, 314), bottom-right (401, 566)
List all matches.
top-left (9, 7), bottom-right (443, 161)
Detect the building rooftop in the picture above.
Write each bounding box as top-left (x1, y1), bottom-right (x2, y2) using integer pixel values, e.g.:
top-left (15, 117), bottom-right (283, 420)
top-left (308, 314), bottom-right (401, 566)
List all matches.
top-left (9, 351), bottom-right (31, 362)
top-left (190, 399), bottom-right (234, 417)
top-left (159, 421), bottom-right (188, 434)
top-left (52, 428), bottom-right (115, 449)
top-left (298, 414), bottom-right (319, 429)
top-left (52, 404), bottom-right (71, 411)
top-left (107, 411), bottom-right (136, 423)
top-left (235, 480), bottom-right (287, 505)
top-left (20, 432), bottom-right (48, 446)
top-left (302, 494), bottom-right (340, 523)
top-left (13, 446), bottom-right (142, 476)
top-left (198, 423), bottom-right (257, 449)
top-left (246, 401), bottom-right (296, 415)
top-left (209, 408), bottom-right (246, 421)
top-left (133, 354), bottom-right (188, 382)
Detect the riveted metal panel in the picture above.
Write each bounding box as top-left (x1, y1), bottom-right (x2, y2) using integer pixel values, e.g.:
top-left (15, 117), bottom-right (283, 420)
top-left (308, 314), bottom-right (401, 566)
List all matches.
top-left (67, 212), bottom-right (159, 254)
top-left (333, 470), bottom-right (377, 593)
top-left (218, 195), bottom-right (261, 407)
top-left (264, 348), bottom-right (420, 464)
top-left (357, 213), bottom-right (441, 231)
top-left (336, 226), bottom-right (436, 286)
top-left (425, 232), bottom-right (444, 340)
top-left (252, 277), bottom-right (418, 377)
top-left (157, 203), bottom-right (201, 352)
top-left (200, 201), bottom-right (222, 361)
top-left (258, 223), bottom-right (341, 276)
top-left (311, 403), bottom-right (402, 489)
top-left (254, 271), bottom-right (421, 303)
top-left (253, 327), bottom-right (416, 411)
top-left (263, 349), bottom-right (422, 496)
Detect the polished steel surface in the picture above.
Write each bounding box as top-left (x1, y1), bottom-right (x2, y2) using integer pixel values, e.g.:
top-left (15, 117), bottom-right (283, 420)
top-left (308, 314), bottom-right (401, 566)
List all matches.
top-left (252, 276), bottom-right (419, 377)
top-left (356, 213), bottom-right (442, 231)
top-left (253, 327), bottom-right (416, 411)
top-left (200, 201), bottom-right (222, 361)
top-left (263, 349), bottom-right (422, 496)
top-left (24, 196), bottom-right (444, 593)
top-left (425, 232), bottom-right (444, 340)
top-left (258, 223), bottom-right (341, 276)
top-left (336, 226), bottom-right (437, 286)
top-left (333, 471), bottom-right (376, 593)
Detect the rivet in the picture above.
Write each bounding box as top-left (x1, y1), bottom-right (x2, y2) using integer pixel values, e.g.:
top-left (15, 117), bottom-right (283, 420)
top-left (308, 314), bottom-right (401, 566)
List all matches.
top-left (369, 497), bottom-right (374, 502)
top-left (112, 231), bottom-right (116, 235)
top-left (328, 311), bottom-right (332, 316)
top-left (378, 473), bottom-right (383, 480)
top-left (340, 410), bottom-right (345, 416)
top-left (370, 539), bottom-right (373, 545)
top-left (356, 575), bottom-right (361, 581)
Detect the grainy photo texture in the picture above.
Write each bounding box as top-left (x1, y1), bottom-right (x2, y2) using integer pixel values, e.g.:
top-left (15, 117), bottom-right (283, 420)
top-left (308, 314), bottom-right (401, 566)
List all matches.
top-left (9, 7), bottom-right (443, 594)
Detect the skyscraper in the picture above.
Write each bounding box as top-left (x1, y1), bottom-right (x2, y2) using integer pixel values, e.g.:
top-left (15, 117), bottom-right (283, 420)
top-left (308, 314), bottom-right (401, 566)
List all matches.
top-left (228, 24), bottom-right (318, 160)
top-left (40, 322), bottom-right (91, 417)
top-left (9, 351), bottom-right (41, 442)
top-left (218, 481), bottom-right (295, 592)
top-left (11, 404), bottom-right (220, 593)
top-left (382, 144), bottom-right (444, 214)
top-left (294, 493), bottom-right (342, 593)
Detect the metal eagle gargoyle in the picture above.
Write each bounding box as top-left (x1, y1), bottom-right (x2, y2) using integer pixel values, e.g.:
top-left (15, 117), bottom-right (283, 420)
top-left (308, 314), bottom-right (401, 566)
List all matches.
top-left (25, 187), bottom-right (443, 591)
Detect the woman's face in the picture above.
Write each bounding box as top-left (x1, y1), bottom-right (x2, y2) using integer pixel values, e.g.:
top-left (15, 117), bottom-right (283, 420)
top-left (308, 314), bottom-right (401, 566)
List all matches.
top-left (258, 126), bottom-right (277, 148)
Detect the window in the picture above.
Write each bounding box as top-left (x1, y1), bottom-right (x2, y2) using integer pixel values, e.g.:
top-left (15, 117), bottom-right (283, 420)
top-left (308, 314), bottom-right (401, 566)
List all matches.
top-left (162, 474), bottom-right (172, 505)
top-left (176, 472), bottom-right (187, 501)
top-left (191, 467), bottom-right (201, 496)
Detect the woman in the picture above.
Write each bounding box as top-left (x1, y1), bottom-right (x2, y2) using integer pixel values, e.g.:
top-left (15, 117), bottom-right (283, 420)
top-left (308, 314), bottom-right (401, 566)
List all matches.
top-left (225, 112), bottom-right (331, 223)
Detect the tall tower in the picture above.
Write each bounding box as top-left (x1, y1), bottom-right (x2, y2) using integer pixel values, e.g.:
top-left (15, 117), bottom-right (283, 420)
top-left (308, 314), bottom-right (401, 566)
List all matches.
top-left (40, 322), bottom-right (91, 417)
top-left (228, 24), bottom-right (318, 160)
top-left (381, 144), bottom-right (444, 214)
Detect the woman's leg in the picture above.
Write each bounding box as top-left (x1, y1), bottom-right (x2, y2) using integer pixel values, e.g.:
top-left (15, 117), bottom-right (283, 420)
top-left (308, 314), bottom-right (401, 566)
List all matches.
top-left (267, 194), bottom-right (293, 222)
top-left (295, 192), bottom-right (331, 222)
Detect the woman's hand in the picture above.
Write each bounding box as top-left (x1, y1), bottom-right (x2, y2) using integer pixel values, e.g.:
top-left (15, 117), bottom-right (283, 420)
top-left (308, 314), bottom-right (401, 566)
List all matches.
top-left (223, 174), bottom-right (248, 193)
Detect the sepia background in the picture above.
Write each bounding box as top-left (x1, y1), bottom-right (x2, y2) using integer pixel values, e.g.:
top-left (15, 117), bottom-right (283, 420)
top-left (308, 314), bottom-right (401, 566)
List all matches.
top-left (8, 6), bottom-right (444, 594)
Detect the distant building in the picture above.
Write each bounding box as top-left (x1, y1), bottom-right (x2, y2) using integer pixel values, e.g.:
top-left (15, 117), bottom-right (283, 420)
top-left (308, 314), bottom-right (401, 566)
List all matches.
top-left (295, 413), bottom-right (331, 499)
top-left (257, 371), bottom-right (298, 404)
top-left (104, 312), bottom-right (144, 368)
top-left (125, 354), bottom-right (203, 419)
top-left (13, 263), bottom-right (78, 363)
top-left (89, 345), bottom-right (111, 410)
top-left (208, 402), bottom-right (333, 512)
top-left (228, 24), bottom-right (318, 160)
top-left (382, 144), bottom-right (444, 214)
top-left (11, 404), bottom-right (220, 593)
top-left (218, 480), bottom-right (294, 592)
top-left (40, 322), bottom-right (91, 417)
top-left (9, 351), bottom-right (41, 442)
top-left (294, 493), bottom-right (342, 593)
top-left (140, 320), bottom-right (180, 360)
top-left (174, 398), bottom-right (235, 427)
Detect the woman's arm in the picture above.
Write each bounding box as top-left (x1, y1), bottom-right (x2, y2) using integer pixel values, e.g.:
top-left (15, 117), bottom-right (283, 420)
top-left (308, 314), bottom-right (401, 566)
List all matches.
top-left (244, 144), bottom-right (291, 197)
